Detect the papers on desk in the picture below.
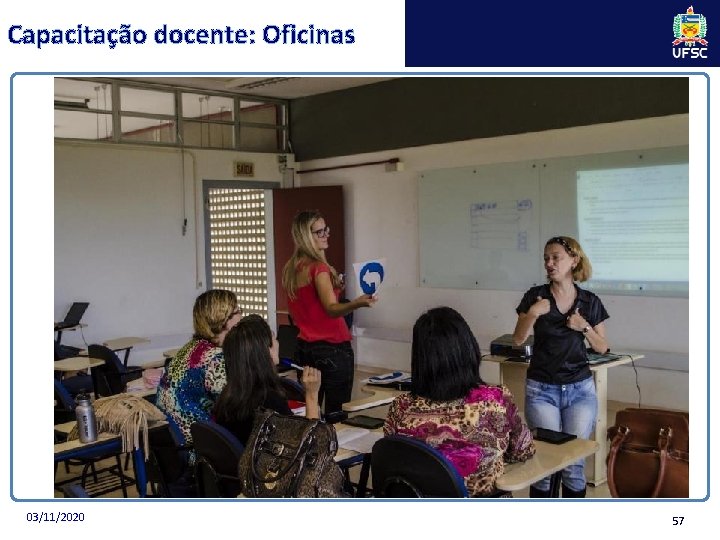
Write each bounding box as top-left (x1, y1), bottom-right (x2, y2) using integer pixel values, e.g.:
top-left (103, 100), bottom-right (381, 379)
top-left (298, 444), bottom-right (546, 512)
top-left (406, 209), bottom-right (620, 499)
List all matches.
top-left (362, 371), bottom-right (411, 385)
top-left (288, 400), bottom-right (306, 416)
top-left (336, 427), bottom-right (384, 454)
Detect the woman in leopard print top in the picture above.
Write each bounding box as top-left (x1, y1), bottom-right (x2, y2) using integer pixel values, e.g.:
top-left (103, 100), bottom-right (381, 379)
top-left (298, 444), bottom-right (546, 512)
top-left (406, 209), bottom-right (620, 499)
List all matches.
top-left (384, 307), bottom-right (535, 497)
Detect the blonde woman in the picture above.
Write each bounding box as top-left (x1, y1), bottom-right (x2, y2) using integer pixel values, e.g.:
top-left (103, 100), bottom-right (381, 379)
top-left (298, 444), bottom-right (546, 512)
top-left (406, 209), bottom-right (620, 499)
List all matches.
top-left (513, 236), bottom-right (609, 498)
top-left (156, 289), bottom-right (243, 445)
top-left (281, 210), bottom-right (376, 418)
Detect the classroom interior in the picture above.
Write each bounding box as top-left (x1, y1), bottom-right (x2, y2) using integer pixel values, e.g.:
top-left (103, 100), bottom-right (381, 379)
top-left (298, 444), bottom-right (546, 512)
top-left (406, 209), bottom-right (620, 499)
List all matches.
top-left (48, 75), bottom-right (694, 499)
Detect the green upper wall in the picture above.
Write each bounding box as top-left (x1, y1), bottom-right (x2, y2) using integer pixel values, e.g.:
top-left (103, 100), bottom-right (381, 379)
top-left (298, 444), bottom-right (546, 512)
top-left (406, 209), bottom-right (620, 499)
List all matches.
top-left (289, 77), bottom-right (689, 161)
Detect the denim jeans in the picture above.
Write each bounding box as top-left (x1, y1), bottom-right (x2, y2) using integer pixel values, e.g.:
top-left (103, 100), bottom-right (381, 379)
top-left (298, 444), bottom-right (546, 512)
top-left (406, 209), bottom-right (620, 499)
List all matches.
top-left (525, 377), bottom-right (597, 492)
top-left (296, 340), bottom-right (354, 417)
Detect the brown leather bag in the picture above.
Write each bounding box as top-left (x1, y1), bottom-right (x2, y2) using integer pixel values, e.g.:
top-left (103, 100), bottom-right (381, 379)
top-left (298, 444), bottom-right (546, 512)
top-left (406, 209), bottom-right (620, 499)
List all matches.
top-left (607, 408), bottom-right (689, 498)
top-left (237, 408), bottom-right (349, 498)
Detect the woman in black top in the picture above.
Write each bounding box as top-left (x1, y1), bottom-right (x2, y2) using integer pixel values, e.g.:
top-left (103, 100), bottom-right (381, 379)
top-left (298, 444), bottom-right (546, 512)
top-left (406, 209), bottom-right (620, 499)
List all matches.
top-left (513, 236), bottom-right (609, 498)
top-left (214, 315), bottom-right (321, 445)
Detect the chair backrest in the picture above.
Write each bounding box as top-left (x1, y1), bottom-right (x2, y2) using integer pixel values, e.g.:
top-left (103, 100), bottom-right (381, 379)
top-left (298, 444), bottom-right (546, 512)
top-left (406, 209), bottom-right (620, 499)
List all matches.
top-left (54, 378), bottom-right (76, 410)
top-left (371, 435), bottom-right (469, 498)
top-left (277, 324), bottom-right (299, 364)
top-left (54, 378), bottom-right (79, 425)
top-left (190, 421), bottom-right (245, 497)
top-left (88, 344), bottom-right (140, 396)
top-left (279, 377), bottom-right (305, 403)
top-left (146, 422), bottom-right (196, 497)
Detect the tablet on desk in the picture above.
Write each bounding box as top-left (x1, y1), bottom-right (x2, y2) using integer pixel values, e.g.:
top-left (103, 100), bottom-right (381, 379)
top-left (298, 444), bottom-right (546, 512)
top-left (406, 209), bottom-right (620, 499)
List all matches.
top-left (533, 428), bottom-right (577, 444)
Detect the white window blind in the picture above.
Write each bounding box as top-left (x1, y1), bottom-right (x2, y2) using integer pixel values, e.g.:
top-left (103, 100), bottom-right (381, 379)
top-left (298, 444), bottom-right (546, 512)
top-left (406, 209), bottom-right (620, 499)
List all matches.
top-left (207, 188), bottom-right (269, 319)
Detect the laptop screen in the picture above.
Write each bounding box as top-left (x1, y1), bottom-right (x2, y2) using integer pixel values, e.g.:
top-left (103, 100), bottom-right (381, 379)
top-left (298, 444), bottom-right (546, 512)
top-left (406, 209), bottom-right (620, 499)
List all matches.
top-left (63, 302), bottom-right (89, 325)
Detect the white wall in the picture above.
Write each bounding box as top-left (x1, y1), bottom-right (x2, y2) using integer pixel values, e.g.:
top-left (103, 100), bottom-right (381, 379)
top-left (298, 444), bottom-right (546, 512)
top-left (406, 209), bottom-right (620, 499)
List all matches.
top-left (55, 141), bottom-right (286, 359)
top-left (297, 115), bottom-right (691, 410)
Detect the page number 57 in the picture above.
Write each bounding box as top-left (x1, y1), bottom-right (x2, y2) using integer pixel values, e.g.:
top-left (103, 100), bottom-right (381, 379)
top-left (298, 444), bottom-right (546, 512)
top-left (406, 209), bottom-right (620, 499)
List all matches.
top-left (672, 517), bottom-right (685, 526)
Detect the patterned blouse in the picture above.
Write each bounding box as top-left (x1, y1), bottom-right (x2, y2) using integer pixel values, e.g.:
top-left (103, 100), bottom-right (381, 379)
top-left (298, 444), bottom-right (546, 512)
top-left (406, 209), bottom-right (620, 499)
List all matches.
top-left (155, 338), bottom-right (227, 445)
top-left (384, 385), bottom-right (535, 496)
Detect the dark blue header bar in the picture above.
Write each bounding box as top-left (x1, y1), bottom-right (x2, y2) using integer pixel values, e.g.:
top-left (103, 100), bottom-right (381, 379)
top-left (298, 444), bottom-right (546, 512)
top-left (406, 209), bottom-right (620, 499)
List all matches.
top-left (406, 1), bottom-right (716, 67)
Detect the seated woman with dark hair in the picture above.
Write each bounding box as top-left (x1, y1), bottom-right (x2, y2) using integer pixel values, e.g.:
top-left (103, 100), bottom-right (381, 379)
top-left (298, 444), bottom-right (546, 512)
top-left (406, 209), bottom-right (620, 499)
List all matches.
top-left (384, 307), bottom-right (535, 497)
top-left (214, 314), bottom-right (321, 446)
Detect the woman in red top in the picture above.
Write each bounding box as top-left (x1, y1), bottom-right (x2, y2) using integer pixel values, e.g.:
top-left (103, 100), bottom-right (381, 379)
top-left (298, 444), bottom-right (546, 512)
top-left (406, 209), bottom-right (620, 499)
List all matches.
top-left (281, 210), bottom-right (377, 418)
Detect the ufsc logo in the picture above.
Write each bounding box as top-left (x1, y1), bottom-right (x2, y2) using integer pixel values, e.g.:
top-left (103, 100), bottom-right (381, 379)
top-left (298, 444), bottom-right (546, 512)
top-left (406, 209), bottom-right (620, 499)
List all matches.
top-left (672, 5), bottom-right (708, 58)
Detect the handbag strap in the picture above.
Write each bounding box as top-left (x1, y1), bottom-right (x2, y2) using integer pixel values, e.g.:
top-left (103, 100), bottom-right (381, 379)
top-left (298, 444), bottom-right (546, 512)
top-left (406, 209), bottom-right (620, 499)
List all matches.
top-left (607, 425), bottom-right (629, 498)
top-left (650, 427), bottom-right (672, 497)
top-left (607, 424), bottom-right (674, 498)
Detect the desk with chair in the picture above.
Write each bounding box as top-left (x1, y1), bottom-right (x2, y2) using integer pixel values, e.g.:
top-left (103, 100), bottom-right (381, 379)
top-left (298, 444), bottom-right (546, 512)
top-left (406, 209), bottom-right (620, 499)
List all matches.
top-left (484, 352), bottom-right (643, 485)
top-left (54, 356), bottom-right (105, 372)
top-left (102, 337), bottom-right (151, 367)
top-left (335, 419), bottom-right (598, 498)
top-left (337, 389), bottom-right (600, 498)
top-left (54, 420), bottom-right (166, 497)
top-left (496, 439), bottom-right (599, 496)
top-left (342, 385), bottom-right (405, 412)
top-left (54, 323), bottom-right (87, 351)
top-left (54, 356), bottom-right (106, 397)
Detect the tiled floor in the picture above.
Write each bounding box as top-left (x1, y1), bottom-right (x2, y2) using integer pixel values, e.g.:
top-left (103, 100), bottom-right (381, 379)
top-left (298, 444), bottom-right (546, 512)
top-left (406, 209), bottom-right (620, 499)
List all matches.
top-left (54, 367), bottom-right (672, 499)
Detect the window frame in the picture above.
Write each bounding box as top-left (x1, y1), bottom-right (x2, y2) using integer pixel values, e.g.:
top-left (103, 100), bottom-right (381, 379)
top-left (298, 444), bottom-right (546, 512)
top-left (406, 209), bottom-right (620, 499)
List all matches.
top-left (54, 77), bottom-right (289, 153)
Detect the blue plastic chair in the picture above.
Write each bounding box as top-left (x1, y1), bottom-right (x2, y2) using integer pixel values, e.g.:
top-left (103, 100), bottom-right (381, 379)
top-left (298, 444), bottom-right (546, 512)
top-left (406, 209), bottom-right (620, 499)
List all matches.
top-left (370, 435), bottom-right (469, 498)
top-left (190, 421), bottom-right (245, 497)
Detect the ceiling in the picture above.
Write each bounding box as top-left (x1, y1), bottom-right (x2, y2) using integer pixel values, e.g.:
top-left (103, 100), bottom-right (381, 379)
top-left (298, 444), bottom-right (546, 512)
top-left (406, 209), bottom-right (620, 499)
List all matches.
top-left (109, 76), bottom-right (396, 99)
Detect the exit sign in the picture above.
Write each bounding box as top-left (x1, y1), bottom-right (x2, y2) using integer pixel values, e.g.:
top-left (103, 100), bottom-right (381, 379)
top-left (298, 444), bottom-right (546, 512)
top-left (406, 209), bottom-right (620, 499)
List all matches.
top-left (234, 161), bottom-right (255, 177)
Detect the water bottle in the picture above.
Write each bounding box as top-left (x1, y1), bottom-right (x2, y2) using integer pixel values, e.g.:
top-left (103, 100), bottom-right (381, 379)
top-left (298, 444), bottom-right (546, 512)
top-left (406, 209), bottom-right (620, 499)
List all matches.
top-left (75, 393), bottom-right (98, 443)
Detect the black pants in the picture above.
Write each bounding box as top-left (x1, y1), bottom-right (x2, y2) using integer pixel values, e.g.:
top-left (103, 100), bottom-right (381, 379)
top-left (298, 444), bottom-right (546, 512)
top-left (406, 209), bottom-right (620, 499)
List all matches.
top-left (295, 339), bottom-right (354, 416)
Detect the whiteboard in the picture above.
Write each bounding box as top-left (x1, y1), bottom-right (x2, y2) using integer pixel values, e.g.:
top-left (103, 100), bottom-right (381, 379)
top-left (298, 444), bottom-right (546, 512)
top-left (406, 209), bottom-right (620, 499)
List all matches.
top-left (418, 146), bottom-right (689, 295)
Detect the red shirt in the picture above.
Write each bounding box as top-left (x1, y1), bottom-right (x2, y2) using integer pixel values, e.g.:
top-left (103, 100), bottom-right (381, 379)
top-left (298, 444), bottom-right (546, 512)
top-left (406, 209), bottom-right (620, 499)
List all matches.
top-left (288, 261), bottom-right (351, 344)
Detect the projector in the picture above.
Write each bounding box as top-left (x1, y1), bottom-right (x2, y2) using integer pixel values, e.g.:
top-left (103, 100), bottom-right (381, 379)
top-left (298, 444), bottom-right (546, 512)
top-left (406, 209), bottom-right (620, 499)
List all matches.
top-left (489, 334), bottom-right (533, 360)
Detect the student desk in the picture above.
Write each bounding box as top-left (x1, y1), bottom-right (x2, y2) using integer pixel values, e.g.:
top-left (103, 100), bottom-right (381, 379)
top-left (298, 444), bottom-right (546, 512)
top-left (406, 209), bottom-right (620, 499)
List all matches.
top-left (54, 420), bottom-right (165, 497)
top-left (103, 337), bottom-right (150, 367)
top-left (54, 323), bottom-right (86, 345)
top-left (341, 385), bottom-right (405, 412)
top-left (484, 353), bottom-right (643, 486)
top-left (78, 337), bottom-right (151, 367)
top-left (335, 422), bottom-right (382, 497)
top-left (54, 356), bottom-right (105, 372)
top-left (54, 356), bottom-right (105, 397)
top-left (497, 439), bottom-right (599, 496)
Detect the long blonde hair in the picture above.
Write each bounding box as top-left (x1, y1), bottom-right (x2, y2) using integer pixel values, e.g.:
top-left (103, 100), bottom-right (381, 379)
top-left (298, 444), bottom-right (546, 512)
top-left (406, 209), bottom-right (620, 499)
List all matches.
top-left (281, 210), bottom-right (341, 299)
top-left (546, 236), bottom-right (593, 282)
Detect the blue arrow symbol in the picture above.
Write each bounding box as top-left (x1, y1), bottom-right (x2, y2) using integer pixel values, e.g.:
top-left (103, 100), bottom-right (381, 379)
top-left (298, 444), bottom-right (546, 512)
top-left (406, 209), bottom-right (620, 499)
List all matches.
top-left (359, 261), bottom-right (385, 295)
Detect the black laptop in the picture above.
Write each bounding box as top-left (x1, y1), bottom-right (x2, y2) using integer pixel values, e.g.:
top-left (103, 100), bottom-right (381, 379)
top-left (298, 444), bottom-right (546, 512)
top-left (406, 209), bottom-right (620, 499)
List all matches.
top-left (54, 302), bottom-right (89, 330)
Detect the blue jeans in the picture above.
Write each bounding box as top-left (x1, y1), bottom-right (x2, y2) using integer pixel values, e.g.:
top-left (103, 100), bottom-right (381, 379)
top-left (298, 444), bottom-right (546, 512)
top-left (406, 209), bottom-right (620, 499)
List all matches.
top-left (525, 377), bottom-right (597, 492)
top-left (296, 340), bottom-right (354, 417)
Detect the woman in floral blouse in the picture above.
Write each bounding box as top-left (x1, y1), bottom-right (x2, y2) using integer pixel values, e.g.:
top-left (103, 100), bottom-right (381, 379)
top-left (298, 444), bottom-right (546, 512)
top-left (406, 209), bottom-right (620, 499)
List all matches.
top-left (156, 289), bottom-right (243, 447)
top-left (384, 307), bottom-right (535, 497)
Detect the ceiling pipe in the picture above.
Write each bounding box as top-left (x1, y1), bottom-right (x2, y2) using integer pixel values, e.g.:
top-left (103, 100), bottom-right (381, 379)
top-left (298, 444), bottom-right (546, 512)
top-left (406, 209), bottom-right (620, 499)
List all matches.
top-left (296, 157), bottom-right (401, 174)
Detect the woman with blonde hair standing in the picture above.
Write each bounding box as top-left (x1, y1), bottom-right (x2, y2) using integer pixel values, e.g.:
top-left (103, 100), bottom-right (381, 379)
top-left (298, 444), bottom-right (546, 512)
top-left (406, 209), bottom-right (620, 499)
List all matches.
top-left (282, 210), bottom-right (377, 419)
top-left (513, 236), bottom-right (609, 498)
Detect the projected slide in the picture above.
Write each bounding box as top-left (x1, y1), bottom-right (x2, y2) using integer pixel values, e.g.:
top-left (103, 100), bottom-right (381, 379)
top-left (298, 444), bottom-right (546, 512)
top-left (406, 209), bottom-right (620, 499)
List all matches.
top-left (577, 163), bottom-right (688, 285)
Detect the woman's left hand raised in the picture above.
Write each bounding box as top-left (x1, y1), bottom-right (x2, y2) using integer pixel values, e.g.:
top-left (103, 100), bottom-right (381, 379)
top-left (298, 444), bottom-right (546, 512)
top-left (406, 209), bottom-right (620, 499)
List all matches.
top-left (566, 307), bottom-right (588, 332)
top-left (302, 366), bottom-right (322, 398)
